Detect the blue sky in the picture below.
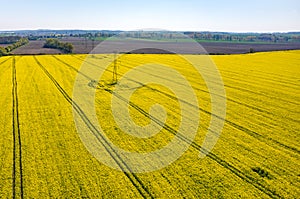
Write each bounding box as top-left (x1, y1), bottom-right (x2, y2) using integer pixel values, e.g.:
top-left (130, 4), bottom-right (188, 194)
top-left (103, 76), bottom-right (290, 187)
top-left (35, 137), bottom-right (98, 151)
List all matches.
top-left (1, 0), bottom-right (299, 32)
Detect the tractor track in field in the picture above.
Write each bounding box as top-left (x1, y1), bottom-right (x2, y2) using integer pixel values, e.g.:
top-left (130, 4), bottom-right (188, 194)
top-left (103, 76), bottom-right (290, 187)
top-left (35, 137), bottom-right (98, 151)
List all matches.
top-left (120, 57), bottom-right (300, 114)
top-left (0, 57), bottom-right (12, 78)
top-left (123, 57), bottom-right (300, 109)
top-left (72, 54), bottom-right (300, 116)
top-left (0, 57), bottom-right (13, 192)
top-left (225, 82), bottom-right (300, 107)
top-left (220, 69), bottom-right (300, 89)
top-left (109, 90), bottom-right (282, 198)
top-left (142, 82), bottom-right (300, 155)
top-left (33, 56), bottom-right (155, 199)
top-left (251, 69), bottom-right (300, 83)
top-left (102, 55), bottom-right (300, 107)
top-left (51, 55), bottom-right (282, 198)
top-left (12, 57), bottom-right (24, 199)
top-left (69, 55), bottom-right (300, 154)
top-left (0, 57), bottom-right (11, 66)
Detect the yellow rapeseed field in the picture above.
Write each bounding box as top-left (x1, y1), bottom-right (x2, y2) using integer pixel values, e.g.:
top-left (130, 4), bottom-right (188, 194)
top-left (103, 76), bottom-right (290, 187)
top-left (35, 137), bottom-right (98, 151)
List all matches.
top-left (0, 50), bottom-right (299, 198)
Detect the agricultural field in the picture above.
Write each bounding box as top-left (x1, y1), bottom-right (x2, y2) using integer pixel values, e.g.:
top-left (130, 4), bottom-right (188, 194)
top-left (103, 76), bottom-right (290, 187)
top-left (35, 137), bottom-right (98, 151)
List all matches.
top-left (0, 50), bottom-right (299, 198)
top-left (12, 39), bottom-right (101, 55)
top-left (11, 38), bottom-right (300, 55)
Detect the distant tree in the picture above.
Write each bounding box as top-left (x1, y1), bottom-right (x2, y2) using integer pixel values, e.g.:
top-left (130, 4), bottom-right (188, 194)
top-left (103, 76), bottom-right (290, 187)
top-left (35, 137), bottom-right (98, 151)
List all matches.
top-left (62, 43), bottom-right (73, 53)
top-left (0, 36), bottom-right (21, 44)
top-left (0, 37), bottom-right (28, 55)
top-left (44, 38), bottom-right (59, 48)
top-left (249, 48), bottom-right (255, 53)
top-left (5, 46), bottom-right (12, 52)
top-left (43, 38), bottom-right (73, 53)
top-left (0, 47), bottom-right (7, 56)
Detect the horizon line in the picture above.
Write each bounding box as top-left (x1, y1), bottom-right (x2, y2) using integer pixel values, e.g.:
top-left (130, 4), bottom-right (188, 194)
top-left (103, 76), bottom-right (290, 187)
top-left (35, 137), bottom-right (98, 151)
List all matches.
top-left (0, 28), bottom-right (300, 34)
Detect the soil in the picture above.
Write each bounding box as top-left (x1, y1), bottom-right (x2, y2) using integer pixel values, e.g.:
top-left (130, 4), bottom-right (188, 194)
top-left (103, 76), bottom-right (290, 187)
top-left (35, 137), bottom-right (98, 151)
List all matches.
top-left (11, 38), bottom-right (300, 55)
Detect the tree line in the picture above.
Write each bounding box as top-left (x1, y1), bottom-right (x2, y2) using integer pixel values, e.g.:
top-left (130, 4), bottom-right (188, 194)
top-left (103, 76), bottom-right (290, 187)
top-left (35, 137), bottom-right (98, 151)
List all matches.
top-left (0, 38), bottom-right (29, 56)
top-left (184, 32), bottom-right (300, 43)
top-left (0, 36), bottom-right (22, 44)
top-left (43, 38), bottom-right (73, 53)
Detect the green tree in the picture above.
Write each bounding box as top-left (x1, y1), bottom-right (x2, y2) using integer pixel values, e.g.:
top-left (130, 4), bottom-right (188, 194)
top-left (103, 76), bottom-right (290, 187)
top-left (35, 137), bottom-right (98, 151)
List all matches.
top-left (0, 47), bottom-right (7, 56)
top-left (43, 38), bottom-right (73, 53)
